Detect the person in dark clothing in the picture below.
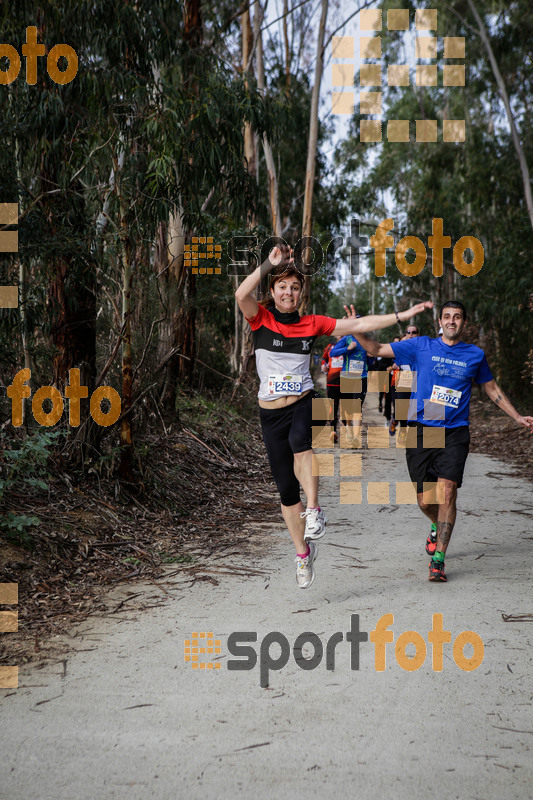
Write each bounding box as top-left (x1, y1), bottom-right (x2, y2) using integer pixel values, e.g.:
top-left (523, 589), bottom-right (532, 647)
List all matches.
top-left (321, 338), bottom-right (343, 442)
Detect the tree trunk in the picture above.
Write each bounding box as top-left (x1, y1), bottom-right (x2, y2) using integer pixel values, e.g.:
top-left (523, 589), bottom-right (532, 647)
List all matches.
top-left (49, 256), bottom-right (96, 392)
top-left (234, 0), bottom-right (257, 380)
top-left (118, 203), bottom-right (134, 482)
top-left (300, 0), bottom-right (328, 312)
top-left (242, 2), bottom-right (256, 178)
top-left (41, 141), bottom-right (96, 397)
top-left (159, 0), bottom-right (202, 398)
top-left (466, 0), bottom-right (533, 232)
top-left (155, 221), bottom-right (174, 403)
top-left (231, 275), bottom-right (241, 374)
top-left (256, 1), bottom-right (282, 238)
top-left (183, 0), bottom-right (202, 47)
top-left (283, 0), bottom-right (291, 89)
top-left (15, 140), bottom-right (32, 422)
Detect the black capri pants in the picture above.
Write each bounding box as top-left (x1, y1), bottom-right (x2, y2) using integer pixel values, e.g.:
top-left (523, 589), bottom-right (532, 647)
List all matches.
top-left (259, 391), bottom-right (314, 506)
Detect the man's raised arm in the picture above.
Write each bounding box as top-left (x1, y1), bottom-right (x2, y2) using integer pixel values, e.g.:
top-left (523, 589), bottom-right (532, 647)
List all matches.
top-left (352, 332), bottom-right (395, 359)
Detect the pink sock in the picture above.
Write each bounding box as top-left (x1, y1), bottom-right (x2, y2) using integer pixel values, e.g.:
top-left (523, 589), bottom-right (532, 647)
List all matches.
top-left (308, 506), bottom-right (320, 512)
top-left (297, 545), bottom-right (310, 558)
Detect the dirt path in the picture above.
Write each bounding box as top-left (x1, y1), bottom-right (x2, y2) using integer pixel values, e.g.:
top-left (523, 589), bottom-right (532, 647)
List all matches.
top-left (1, 401), bottom-right (532, 800)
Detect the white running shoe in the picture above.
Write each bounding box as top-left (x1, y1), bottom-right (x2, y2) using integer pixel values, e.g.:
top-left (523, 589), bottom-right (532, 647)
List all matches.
top-left (295, 541), bottom-right (318, 588)
top-left (301, 507), bottom-right (327, 540)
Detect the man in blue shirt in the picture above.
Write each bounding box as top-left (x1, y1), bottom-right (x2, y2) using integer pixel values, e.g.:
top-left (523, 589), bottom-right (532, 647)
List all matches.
top-left (354, 300), bottom-right (533, 583)
top-left (330, 320), bottom-right (372, 448)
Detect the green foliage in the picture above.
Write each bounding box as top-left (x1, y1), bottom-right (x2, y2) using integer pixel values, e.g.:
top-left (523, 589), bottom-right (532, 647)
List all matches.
top-left (1, 513), bottom-right (40, 548)
top-left (332, 0), bottom-right (533, 398)
top-left (0, 428), bottom-right (62, 501)
top-left (0, 429), bottom-right (63, 546)
top-left (160, 552), bottom-right (195, 565)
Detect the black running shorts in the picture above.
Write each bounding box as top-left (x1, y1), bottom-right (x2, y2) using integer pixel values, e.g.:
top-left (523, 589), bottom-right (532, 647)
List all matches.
top-left (405, 424), bottom-right (470, 494)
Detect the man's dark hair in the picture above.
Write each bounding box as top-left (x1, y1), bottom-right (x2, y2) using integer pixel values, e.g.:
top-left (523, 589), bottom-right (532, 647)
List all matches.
top-left (439, 300), bottom-right (467, 321)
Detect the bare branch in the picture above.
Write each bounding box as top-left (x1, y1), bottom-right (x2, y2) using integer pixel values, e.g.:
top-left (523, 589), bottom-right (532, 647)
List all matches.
top-left (322, 0), bottom-right (375, 53)
top-left (95, 326), bottom-right (125, 389)
top-left (261, 0), bottom-right (313, 32)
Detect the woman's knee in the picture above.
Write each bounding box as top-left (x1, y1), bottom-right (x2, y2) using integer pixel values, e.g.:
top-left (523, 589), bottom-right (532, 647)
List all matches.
top-left (293, 448), bottom-right (311, 461)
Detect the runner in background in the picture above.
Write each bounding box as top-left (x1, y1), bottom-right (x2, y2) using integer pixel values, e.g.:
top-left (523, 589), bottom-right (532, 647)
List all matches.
top-left (329, 316), bottom-right (373, 448)
top-left (389, 338), bottom-right (402, 435)
top-left (374, 337), bottom-right (400, 427)
top-left (235, 248), bottom-right (432, 589)
top-left (395, 325), bottom-right (420, 446)
top-left (321, 336), bottom-right (343, 443)
top-left (320, 341), bottom-right (333, 373)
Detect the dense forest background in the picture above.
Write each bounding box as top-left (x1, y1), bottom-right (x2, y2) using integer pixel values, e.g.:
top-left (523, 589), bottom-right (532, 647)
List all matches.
top-left (0, 0), bottom-right (532, 558)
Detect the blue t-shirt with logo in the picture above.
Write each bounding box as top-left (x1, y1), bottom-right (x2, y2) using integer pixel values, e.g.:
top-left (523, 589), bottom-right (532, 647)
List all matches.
top-left (330, 335), bottom-right (369, 378)
top-left (390, 337), bottom-right (493, 428)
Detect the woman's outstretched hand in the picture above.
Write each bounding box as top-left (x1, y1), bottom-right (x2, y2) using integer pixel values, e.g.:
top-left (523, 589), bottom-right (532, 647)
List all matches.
top-left (402, 301), bottom-right (434, 320)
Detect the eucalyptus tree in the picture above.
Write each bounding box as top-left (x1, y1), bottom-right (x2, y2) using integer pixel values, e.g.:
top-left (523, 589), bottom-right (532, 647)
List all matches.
top-left (331, 0), bottom-right (533, 398)
top-left (0, 1), bottom-right (280, 477)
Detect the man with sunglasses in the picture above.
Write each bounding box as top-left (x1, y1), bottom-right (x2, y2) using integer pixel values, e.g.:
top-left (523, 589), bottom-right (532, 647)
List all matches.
top-left (353, 300), bottom-right (533, 582)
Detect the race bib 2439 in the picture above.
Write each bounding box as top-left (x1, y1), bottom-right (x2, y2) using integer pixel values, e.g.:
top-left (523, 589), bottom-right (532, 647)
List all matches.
top-left (268, 374), bottom-right (303, 395)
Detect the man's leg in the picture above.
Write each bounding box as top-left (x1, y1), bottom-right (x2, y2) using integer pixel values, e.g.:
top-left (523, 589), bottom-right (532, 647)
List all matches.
top-left (341, 393), bottom-right (362, 444)
top-left (417, 492), bottom-right (438, 525)
top-left (383, 388), bottom-right (392, 424)
top-left (417, 478), bottom-right (457, 554)
top-left (434, 478), bottom-right (457, 554)
top-left (348, 411), bottom-right (362, 441)
top-left (417, 485), bottom-right (439, 555)
top-left (333, 391), bottom-right (340, 435)
top-left (426, 478), bottom-right (457, 582)
top-left (417, 478), bottom-right (457, 556)
top-left (351, 385), bottom-right (366, 444)
top-left (327, 384), bottom-right (340, 440)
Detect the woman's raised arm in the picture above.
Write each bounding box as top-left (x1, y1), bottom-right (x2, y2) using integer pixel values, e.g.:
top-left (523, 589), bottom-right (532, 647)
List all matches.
top-left (235, 245), bottom-right (293, 319)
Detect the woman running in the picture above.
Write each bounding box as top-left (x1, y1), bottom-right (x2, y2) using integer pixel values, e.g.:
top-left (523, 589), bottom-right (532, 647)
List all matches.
top-left (235, 245), bottom-right (431, 589)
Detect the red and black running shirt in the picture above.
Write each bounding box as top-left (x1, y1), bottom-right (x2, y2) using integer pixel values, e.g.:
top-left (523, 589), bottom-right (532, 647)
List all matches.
top-left (246, 304), bottom-right (336, 402)
top-left (321, 342), bottom-right (343, 387)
